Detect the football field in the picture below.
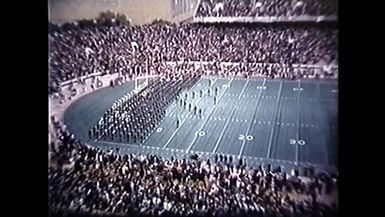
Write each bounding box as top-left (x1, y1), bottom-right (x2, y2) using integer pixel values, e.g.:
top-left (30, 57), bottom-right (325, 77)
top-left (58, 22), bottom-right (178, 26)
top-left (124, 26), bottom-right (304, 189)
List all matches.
top-left (64, 76), bottom-right (338, 173)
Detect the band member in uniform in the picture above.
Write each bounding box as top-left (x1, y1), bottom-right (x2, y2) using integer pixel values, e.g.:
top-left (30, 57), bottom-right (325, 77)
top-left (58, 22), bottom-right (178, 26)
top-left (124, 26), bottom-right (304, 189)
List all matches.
top-left (214, 95), bottom-right (217, 105)
top-left (209, 79), bottom-right (212, 87)
top-left (176, 117), bottom-right (180, 128)
top-left (192, 91), bottom-right (195, 99)
top-left (119, 131), bottom-right (123, 141)
top-left (193, 106), bottom-right (197, 115)
top-left (200, 90), bottom-right (203, 98)
top-left (126, 132), bottom-right (130, 142)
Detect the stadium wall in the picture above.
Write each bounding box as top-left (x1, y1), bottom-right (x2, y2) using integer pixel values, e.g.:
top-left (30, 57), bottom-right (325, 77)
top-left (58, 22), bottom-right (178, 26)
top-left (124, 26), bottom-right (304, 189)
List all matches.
top-left (49, 0), bottom-right (196, 25)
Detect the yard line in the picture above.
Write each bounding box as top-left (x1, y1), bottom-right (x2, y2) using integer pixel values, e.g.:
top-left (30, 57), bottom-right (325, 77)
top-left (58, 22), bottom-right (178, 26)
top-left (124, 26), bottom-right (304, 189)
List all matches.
top-left (238, 78), bottom-right (267, 156)
top-left (317, 82), bottom-right (329, 165)
top-left (295, 80), bottom-right (301, 165)
top-left (266, 80), bottom-right (284, 158)
top-left (162, 79), bottom-right (219, 149)
top-left (186, 78), bottom-right (234, 152)
top-left (212, 79), bottom-right (250, 153)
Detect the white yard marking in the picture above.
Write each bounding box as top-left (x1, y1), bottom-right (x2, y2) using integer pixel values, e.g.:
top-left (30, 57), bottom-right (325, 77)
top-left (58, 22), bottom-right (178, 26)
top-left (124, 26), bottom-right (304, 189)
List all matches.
top-left (186, 78), bottom-right (234, 152)
top-left (239, 79), bottom-right (267, 156)
top-left (295, 80), bottom-right (302, 164)
top-left (266, 80), bottom-right (284, 158)
top-left (212, 80), bottom-right (251, 153)
top-left (318, 82), bottom-right (329, 165)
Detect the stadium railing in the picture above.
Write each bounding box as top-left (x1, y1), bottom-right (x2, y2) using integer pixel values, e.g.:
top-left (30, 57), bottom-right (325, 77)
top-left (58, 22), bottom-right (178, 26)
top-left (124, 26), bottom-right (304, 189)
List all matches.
top-left (60, 71), bottom-right (103, 87)
top-left (165, 60), bottom-right (338, 70)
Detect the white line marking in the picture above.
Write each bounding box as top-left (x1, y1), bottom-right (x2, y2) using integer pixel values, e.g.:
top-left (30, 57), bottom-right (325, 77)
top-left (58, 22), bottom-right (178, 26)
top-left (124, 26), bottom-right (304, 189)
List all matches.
top-left (318, 82), bottom-right (329, 165)
top-left (295, 80), bottom-right (301, 164)
top-left (186, 78), bottom-right (234, 152)
top-left (212, 79), bottom-right (250, 153)
top-left (239, 78), bottom-right (267, 156)
top-left (266, 80), bottom-right (284, 158)
top-left (162, 79), bottom-right (219, 149)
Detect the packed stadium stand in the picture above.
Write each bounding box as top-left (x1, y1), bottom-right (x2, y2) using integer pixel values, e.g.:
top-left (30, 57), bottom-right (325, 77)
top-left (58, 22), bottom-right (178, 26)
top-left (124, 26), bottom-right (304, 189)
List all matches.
top-left (49, 0), bottom-right (338, 216)
top-left (195, 0), bottom-right (338, 17)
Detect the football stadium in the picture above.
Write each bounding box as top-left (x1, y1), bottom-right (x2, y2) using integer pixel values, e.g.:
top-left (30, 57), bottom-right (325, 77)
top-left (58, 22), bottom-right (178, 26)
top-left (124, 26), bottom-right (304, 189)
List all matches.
top-left (49, 1), bottom-right (338, 217)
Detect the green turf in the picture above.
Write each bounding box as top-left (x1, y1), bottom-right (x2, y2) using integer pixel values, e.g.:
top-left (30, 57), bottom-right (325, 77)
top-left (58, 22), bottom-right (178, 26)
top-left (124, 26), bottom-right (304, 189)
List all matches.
top-left (64, 77), bottom-right (338, 173)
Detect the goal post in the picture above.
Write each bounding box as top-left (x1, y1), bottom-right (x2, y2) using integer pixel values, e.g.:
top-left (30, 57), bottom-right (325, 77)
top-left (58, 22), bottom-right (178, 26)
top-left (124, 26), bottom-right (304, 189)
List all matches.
top-left (134, 74), bottom-right (161, 92)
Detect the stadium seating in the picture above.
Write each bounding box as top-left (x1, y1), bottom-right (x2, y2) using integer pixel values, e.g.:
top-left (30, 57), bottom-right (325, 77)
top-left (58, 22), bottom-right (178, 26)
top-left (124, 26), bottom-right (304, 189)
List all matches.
top-left (195, 0), bottom-right (338, 18)
top-left (49, 21), bottom-right (337, 92)
top-left (49, 121), bottom-right (338, 217)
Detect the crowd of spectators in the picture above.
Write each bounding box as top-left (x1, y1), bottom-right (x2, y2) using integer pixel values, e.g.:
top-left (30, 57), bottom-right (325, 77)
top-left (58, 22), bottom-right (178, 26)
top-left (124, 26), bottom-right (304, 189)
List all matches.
top-left (49, 119), bottom-right (338, 217)
top-left (195, 0), bottom-right (338, 17)
top-left (49, 20), bottom-right (337, 93)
